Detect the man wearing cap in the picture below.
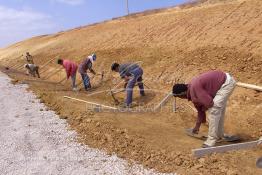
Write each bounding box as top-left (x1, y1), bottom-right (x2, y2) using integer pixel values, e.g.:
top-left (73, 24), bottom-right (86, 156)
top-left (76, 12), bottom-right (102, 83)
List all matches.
top-left (57, 59), bottom-right (78, 91)
top-left (111, 62), bottom-right (145, 107)
top-left (24, 64), bottom-right (40, 78)
top-left (78, 54), bottom-right (97, 91)
top-left (172, 70), bottom-right (236, 147)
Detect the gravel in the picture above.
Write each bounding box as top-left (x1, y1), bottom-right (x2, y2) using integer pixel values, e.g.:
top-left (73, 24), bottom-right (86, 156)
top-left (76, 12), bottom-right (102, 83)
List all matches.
top-left (0, 72), bottom-right (174, 175)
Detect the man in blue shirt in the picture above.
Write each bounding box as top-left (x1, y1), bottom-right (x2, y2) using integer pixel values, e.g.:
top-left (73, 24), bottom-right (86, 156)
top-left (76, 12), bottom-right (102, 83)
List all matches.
top-left (111, 62), bottom-right (145, 107)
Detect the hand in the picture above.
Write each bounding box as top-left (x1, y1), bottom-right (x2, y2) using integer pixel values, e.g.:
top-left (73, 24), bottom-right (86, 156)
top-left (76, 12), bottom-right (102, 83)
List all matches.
top-left (124, 83), bottom-right (127, 89)
top-left (192, 128), bottom-right (199, 134)
top-left (124, 76), bottom-right (130, 82)
top-left (186, 128), bottom-right (198, 135)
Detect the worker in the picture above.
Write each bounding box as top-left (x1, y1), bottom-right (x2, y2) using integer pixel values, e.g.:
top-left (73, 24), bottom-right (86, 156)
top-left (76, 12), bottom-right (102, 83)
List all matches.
top-left (57, 59), bottom-right (78, 91)
top-left (24, 52), bottom-right (34, 64)
top-left (24, 64), bottom-right (40, 78)
top-left (172, 70), bottom-right (236, 148)
top-left (78, 54), bottom-right (96, 91)
top-left (111, 62), bottom-right (145, 107)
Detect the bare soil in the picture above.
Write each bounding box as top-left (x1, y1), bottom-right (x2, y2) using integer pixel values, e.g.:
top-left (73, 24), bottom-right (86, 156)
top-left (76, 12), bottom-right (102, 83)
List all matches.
top-left (0, 0), bottom-right (261, 174)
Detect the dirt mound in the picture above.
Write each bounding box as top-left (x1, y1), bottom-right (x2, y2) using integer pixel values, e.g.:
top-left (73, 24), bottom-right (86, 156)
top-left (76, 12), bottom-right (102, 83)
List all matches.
top-left (0, 0), bottom-right (261, 174)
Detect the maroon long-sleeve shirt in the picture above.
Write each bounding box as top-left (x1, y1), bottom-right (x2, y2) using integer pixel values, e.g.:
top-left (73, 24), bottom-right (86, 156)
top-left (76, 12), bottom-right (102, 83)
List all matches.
top-left (62, 60), bottom-right (78, 79)
top-left (187, 71), bottom-right (226, 126)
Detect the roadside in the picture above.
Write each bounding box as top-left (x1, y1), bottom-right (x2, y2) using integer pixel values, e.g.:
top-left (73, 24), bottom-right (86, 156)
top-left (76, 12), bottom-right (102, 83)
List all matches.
top-left (0, 72), bottom-right (168, 175)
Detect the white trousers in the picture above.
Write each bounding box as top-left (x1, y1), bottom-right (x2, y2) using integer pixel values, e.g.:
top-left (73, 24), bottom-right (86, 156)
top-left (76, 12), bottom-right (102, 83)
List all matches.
top-left (204, 73), bottom-right (236, 146)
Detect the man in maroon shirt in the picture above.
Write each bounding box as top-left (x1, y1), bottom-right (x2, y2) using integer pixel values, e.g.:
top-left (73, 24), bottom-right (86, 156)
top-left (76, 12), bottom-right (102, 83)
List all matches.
top-left (172, 70), bottom-right (236, 147)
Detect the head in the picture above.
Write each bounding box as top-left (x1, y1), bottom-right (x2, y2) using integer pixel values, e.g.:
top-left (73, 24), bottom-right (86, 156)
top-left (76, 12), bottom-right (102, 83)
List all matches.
top-left (57, 59), bottom-right (63, 65)
top-left (91, 53), bottom-right (96, 61)
top-left (24, 64), bottom-right (29, 69)
top-left (26, 52), bottom-right (30, 55)
top-left (111, 62), bottom-right (120, 72)
top-left (172, 84), bottom-right (188, 98)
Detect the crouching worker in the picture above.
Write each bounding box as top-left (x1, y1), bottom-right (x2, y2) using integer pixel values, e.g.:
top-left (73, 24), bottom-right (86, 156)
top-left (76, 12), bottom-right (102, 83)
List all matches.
top-left (24, 64), bottom-right (40, 78)
top-left (172, 70), bottom-right (236, 148)
top-left (78, 54), bottom-right (96, 91)
top-left (57, 59), bottom-right (78, 91)
top-left (111, 62), bottom-right (145, 107)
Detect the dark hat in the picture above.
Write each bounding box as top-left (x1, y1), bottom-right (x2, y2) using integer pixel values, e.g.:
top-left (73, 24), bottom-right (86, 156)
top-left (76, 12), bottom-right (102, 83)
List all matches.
top-left (172, 84), bottom-right (188, 96)
top-left (111, 62), bottom-right (119, 71)
top-left (57, 59), bottom-right (63, 65)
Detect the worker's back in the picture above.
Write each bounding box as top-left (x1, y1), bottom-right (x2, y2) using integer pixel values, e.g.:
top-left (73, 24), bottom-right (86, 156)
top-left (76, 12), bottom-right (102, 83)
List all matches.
top-left (119, 63), bottom-right (140, 78)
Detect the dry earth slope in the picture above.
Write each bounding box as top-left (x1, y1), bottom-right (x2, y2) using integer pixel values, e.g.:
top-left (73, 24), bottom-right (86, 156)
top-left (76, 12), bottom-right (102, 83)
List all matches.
top-left (0, 0), bottom-right (261, 174)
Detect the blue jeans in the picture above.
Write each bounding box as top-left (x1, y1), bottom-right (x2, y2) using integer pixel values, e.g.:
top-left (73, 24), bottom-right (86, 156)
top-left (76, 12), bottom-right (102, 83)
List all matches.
top-left (126, 67), bottom-right (145, 105)
top-left (80, 73), bottom-right (91, 89)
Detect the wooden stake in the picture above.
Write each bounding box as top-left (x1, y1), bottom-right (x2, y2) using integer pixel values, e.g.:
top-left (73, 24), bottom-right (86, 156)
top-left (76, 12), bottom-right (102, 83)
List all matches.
top-left (193, 138), bottom-right (262, 158)
top-left (63, 96), bottom-right (118, 110)
top-left (236, 82), bottom-right (262, 91)
top-left (154, 92), bottom-right (173, 111)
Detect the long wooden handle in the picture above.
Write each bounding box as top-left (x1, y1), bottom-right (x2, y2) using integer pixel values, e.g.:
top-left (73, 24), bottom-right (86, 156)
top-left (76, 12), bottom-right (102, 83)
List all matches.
top-left (154, 92), bottom-right (173, 111)
top-left (236, 82), bottom-right (262, 91)
top-left (63, 96), bottom-right (117, 110)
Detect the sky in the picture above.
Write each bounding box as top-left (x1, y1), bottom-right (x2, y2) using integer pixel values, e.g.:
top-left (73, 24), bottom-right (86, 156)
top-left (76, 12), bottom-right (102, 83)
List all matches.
top-left (0, 0), bottom-right (189, 48)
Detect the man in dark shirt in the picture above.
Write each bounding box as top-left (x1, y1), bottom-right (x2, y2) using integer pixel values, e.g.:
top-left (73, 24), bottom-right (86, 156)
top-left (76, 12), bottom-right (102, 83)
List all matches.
top-left (172, 70), bottom-right (236, 147)
top-left (111, 62), bottom-right (145, 107)
top-left (78, 54), bottom-right (96, 90)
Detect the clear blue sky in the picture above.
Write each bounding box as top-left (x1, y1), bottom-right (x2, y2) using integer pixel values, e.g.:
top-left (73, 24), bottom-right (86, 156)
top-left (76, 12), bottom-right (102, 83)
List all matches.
top-left (0, 0), bottom-right (188, 47)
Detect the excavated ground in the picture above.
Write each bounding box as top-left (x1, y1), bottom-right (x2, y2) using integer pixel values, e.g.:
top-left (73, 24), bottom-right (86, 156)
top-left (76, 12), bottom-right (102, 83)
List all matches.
top-left (0, 0), bottom-right (261, 174)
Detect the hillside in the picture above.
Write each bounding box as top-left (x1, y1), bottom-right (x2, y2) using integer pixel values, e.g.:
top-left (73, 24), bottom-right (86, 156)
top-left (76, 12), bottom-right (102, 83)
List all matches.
top-left (0, 0), bottom-right (261, 174)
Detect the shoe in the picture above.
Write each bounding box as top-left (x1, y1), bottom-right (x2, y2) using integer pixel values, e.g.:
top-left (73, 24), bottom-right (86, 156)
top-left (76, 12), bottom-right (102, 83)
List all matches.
top-left (202, 144), bottom-right (212, 148)
top-left (119, 103), bottom-right (131, 108)
top-left (72, 87), bottom-right (78, 91)
top-left (85, 88), bottom-right (91, 91)
top-left (216, 138), bottom-right (223, 143)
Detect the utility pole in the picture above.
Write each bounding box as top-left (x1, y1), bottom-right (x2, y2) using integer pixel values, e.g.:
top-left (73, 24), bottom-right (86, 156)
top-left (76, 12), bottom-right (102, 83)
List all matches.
top-left (126, 0), bottom-right (129, 15)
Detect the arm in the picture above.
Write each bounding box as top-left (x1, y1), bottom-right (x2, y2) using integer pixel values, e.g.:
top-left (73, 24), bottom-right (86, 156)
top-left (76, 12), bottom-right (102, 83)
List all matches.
top-left (124, 75), bottom-right (131, 82)
top-left (193, 104), bottom-right (206, 133)
top-left (89, 68), bottom-right (96, 75)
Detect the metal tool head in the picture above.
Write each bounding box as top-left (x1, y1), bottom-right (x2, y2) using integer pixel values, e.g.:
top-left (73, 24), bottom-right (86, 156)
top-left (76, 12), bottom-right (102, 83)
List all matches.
top-left (109, 87), bottom-right (120, 105)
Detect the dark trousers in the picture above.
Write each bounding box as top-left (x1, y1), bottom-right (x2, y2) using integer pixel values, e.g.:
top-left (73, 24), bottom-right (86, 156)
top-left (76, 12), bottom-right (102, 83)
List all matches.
top-left (126, 67), bottom-right (145, 105)
top-left (80, 73), bottom-right (91, 89)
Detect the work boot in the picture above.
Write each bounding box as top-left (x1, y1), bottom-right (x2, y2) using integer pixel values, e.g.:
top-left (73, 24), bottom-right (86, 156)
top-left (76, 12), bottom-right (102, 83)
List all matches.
top-left (202, 144), bottom-right (213, 148)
